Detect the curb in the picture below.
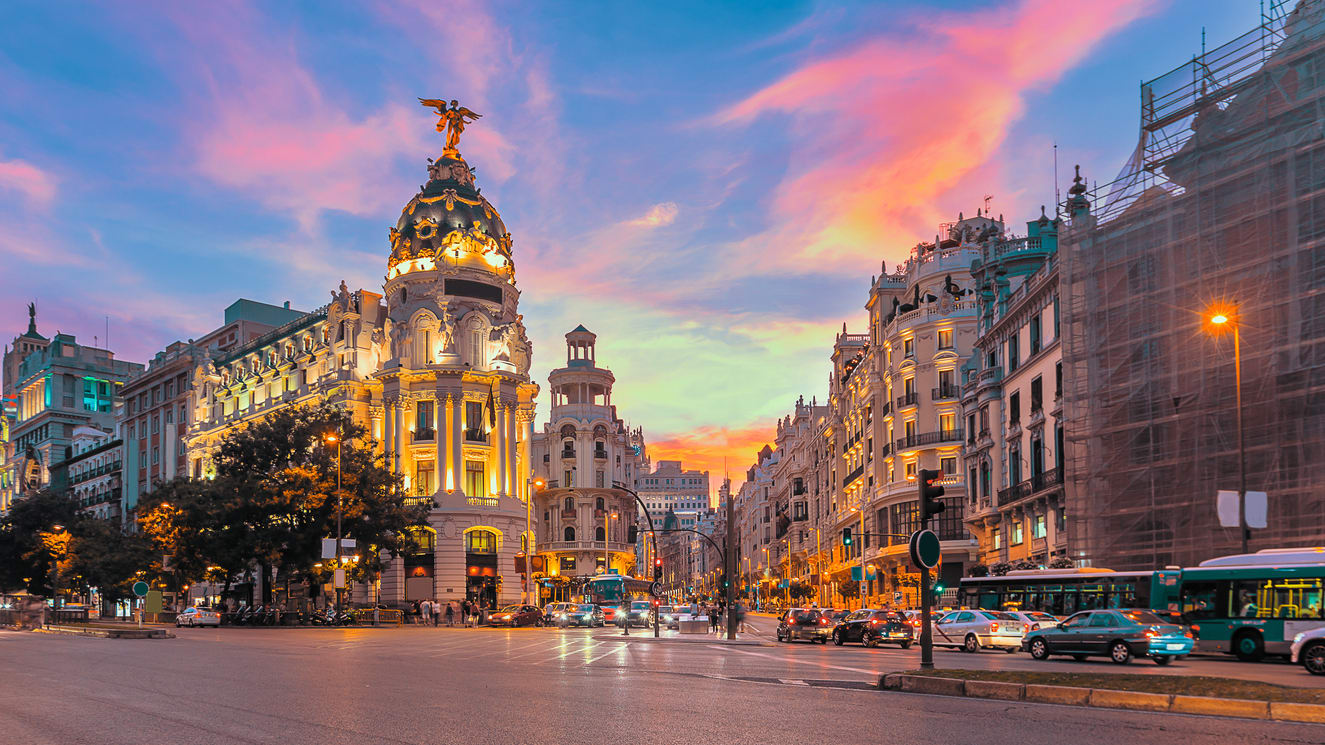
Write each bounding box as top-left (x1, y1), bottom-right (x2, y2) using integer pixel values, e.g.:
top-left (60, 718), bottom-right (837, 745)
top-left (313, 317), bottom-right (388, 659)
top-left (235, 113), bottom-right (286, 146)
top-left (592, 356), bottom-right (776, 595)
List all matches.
top-left (37, 625), bottom-right (174, 639)
top-left (879, 674), bottom-right (1325, 725)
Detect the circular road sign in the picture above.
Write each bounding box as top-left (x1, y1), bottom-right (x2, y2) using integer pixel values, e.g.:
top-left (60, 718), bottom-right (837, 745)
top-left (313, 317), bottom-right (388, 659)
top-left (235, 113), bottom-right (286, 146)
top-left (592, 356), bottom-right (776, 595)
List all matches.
top-left (909, 529), bottom-right (941, 569)
top-left (132, 581), bottom-right (150, 597)
top-left (650, 581), bottom-right (663, 597)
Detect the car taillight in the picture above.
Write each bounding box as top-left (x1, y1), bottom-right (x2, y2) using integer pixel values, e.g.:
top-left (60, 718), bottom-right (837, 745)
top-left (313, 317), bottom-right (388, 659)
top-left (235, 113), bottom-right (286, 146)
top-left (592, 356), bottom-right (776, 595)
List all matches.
top-left (870, 619), bottom-right (879, 625)
top-left (990, 622), bottom-right (999, 632)
top-left (787, 618), bottom-right (796, 625)
top-left (820, 618), bottom-right (831, 625)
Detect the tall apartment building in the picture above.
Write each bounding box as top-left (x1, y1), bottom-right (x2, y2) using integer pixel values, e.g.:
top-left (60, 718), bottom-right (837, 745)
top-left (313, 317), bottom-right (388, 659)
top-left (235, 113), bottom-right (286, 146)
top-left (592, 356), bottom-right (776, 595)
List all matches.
top-left (772, 396), bottom-right (828, 603)
top-left (119, 298), bottom-right (303, 518)
top-left (734, 445), bottom-right (777, 603)
top-left (1062, 1), bottom-right (1325, 569)
top-left (530, 326), bottom-right (648, 601)
top-left (961, 209), bottom-right (1067, 567)
top-left (48, 425), bottom-right (122, 521)
top-left (2, 309), bottom-right (142, 508)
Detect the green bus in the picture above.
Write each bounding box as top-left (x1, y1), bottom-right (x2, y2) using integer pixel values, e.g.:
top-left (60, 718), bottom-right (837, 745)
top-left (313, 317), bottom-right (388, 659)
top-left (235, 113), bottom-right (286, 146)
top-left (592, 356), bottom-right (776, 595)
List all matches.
top-left (1176, 548), bottom-right (1325, 661)
top-left (959, 568), bottom-right (1180, 617)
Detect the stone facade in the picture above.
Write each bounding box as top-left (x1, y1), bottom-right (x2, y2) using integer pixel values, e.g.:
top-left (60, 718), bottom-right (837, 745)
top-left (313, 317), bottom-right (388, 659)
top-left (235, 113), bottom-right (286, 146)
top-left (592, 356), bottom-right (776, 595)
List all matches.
top-left (186, 142), bottom-right (539, 611)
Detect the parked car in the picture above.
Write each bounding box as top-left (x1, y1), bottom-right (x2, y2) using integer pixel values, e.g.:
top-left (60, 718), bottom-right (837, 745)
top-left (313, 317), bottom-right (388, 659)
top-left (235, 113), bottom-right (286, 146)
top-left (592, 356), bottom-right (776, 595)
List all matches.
top-left (1291, 627), bottom-right (1325, 675)
top-left (1022, 609), bottom-right (1194, 665)
top-left (616, 600), bottom-right (654, 628)
top-left (488, 605), bottom-right (544, 627)
top-left (932, 610), bottom-right (1025, 652)
top-left (658, 605), bottom-right (680, 629)
top-left (832, 609), bottom-right (913, 648)
top-left (557, 604), bottom-right (604, 627)
top-left (776, 608), bottom-right (830, 643)
top-left (175, 606), bottom-right (221, 627)
top-left (1006, 610), bottom-right (1061, 632)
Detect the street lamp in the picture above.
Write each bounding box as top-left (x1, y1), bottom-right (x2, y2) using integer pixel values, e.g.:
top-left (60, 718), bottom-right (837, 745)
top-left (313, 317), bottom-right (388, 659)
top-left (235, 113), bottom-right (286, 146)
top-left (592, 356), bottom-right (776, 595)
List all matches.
top-left (783, 538), bottom-right (791, 608)
top-left (605, 512), bottom-right (619, 575)
top-left (324, 431), bottom-right (344, 614)
top-left (1206, 305), bottom-right (1249, 552)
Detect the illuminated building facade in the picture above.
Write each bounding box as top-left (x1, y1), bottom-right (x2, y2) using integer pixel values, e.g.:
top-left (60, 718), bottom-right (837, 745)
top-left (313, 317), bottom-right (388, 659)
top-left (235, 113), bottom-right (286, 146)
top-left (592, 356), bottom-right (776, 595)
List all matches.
top-left (961, 209), bottom-right (1067, 567)
top-left (187, 125), bottom-right (539, 610)
top-left (530, 327), bottom-right (646, 600)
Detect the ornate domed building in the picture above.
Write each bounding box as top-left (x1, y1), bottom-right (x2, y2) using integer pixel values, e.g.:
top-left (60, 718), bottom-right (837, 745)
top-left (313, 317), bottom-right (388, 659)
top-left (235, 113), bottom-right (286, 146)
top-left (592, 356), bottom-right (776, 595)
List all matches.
top-left (187, 103), bottom-right (539, 611)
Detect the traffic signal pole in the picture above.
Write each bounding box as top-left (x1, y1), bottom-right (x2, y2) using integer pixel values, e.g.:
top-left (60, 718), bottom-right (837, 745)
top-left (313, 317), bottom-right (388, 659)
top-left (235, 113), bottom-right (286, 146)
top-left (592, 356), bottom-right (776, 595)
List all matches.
top-left (916, 469), bottom-right (946, 670)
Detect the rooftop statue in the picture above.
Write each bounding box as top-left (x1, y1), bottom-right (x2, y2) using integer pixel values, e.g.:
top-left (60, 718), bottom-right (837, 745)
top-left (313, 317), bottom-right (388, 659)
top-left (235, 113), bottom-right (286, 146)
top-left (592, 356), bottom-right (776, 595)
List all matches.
top-left (418, 98), bottom-right (482, 159)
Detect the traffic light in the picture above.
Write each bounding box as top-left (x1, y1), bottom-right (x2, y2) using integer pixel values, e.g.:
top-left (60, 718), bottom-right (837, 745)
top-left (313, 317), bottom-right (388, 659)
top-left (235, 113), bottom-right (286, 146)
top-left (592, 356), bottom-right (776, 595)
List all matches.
top-left (932, 580), bottom-right (946, 602)
top-left (842, 527), bottom-right (853, 546)
top-left (918, 468), bottom-right (946, 521)
top-left (653, 557), bottom-right (663, 581)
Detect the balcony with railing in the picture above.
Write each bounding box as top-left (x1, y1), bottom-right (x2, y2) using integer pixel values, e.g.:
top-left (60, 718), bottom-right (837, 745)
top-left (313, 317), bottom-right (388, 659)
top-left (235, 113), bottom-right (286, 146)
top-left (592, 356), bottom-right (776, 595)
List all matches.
top-left (413, 428), bottom-right (435, 442)
top-left (593, 448), bottom-right (608, 460)
top-left (896, 392), bottom-right (919, 409)
top-left (560, 508), bottom-right (577, 519)
top-left (466, 496), bottom-right (499, 508)
top-left (465, 428), bottom-right (488, 443)
top-left (894, 429), bottom-right (963, 451)
top-left (931, 384), bottom-right (959, 400)
top-left (995, 467), bottom-right (1063, 506)
top-left (560, 449), bottom-right (575, 460)
top-left (842, 463), bottom-right (865, 488)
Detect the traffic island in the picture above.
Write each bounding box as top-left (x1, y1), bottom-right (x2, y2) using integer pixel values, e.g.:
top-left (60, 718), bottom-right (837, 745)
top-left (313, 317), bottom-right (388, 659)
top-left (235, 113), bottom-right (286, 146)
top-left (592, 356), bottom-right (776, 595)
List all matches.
top-left (38, 624), bottom-right (174, 639)
top-left (879, 669), bottom-right (1325, 724)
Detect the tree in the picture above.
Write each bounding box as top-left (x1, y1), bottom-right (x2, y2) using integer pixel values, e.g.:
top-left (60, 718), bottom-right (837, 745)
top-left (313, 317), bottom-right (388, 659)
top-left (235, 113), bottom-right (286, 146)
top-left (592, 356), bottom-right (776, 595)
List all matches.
top-left (66, 516), bottom-right (154, 614)
top-left (0, 490), bottom-right (77, 594)
top-left (968, 563), bottom-right (990, 577)
top-left (141, 404), bottom-right (427, 601)
top-left (836, 579), bottom-right (860, 601)
top-left (989, 561), bottom-right (1013, 576)
top-left (1048, 556), bottom-right (1075, 569)
top-left (788, 580), bottom-right (815, 603)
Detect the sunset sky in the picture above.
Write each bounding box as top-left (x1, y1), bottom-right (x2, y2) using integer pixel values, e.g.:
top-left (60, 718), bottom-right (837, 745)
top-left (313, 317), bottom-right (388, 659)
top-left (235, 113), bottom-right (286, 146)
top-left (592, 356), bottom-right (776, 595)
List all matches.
top-left (0, 1), bottom-right (1261, 495)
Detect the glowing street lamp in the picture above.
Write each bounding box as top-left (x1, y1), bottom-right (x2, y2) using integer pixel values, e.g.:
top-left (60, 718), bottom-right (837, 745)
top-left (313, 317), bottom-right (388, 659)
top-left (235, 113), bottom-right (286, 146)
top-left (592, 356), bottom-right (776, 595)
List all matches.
top-left (1205, 305), bottom-right (1249, 552)
top-left (324, 430), bottom-right (345, 613)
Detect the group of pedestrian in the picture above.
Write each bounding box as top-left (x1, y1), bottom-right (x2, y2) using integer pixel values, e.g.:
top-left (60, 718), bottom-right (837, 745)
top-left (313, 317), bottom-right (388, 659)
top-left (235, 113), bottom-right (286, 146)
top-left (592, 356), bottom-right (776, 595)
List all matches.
top-left (408, 598), bottom-right (484, 626)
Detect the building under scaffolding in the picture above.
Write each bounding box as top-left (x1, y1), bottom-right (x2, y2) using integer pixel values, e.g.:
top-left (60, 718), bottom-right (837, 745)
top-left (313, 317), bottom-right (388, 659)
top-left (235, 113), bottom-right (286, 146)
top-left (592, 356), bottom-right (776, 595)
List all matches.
top-left (1061, 0), bottom-right (1325, 570)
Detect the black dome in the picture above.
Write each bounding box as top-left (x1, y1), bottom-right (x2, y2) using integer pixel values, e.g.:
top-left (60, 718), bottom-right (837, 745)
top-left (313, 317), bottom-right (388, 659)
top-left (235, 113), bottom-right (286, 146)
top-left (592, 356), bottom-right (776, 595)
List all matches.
top-left (388, 156), bottom-right (509, 268)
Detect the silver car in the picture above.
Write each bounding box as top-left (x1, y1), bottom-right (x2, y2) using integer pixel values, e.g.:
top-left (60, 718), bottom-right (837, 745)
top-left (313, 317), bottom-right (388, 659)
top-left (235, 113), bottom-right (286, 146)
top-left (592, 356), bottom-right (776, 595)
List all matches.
top-left (1291, 626), bottom-right (1325, 675)
top-left (932, 610), bottom-right (1025, 652)
top-left (1006, 610), bottom-right (1060, 632)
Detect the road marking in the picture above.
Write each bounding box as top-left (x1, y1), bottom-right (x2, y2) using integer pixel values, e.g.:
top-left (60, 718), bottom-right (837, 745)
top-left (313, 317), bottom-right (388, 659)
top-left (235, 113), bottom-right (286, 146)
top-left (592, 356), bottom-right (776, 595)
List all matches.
top-left (584, 644), bottom-right (629, 664)
top-left (548, 641), bottom-right (603, 661)
top-left (706, 645), bottom-right (883, 676)
top-left (779, 678), bottom-right (809, 686)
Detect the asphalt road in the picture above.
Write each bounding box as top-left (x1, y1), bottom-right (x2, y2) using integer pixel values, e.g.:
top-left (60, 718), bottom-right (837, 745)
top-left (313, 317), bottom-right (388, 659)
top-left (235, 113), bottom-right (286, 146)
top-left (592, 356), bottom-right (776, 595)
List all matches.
top-left (0, 624), bottom-right (1321, 745)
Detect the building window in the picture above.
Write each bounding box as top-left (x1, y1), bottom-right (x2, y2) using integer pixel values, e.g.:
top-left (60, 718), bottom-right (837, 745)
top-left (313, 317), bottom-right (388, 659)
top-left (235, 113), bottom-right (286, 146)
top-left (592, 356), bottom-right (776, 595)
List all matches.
top-left (415, 462), bottom-right (434, 495)
top-left (465, 460), bottom-right (486, 498)
top-left (940, 456), bottom-right (957, 475)
top-left (563, 470), bottom-right (573, 487)
top-left (465, 529), bottom-right (497, 554)
top-left (563, 496), bottom-right (574, 512)
top-left (939, 412), bottom-right (956, 433)
top-left (1009, 392), bottom-right (1020, 424)
top-left (151, 416), bottom-right (160, 434)
top-left (595, 526), bottom-right (605, 541)
top-left (1030, 376), bottom-right (1043, 412)
top-left (993, 527), bottom-right (1002, 550)
top-left (904, 461), bottom-right (916, 479)
top-left (903, 337), bottom-right (914, 358)
top-left (1012, 521), bottom-right (1024, 545)
top-left (1029, 314), bottom-right (1042, 354)
top-left (1033, 513), bottom-right (1047, 539)
top-left (151, 447), bottom-right (159, 464)
top-left (938, 328), bottom-right (953, 350)
top-left (415, 400), bottom-right (434, 436)
top-left (564, 526), bottom-right (576, 541)
top-left (1056, 362), bottom-right (1063, 398)
top-left (596, 470), bottom-right (605, 488)
top-left (1009, 444), bottom-right (1022, 485)
top-left (1007, 335), bottom-right (1019, 372)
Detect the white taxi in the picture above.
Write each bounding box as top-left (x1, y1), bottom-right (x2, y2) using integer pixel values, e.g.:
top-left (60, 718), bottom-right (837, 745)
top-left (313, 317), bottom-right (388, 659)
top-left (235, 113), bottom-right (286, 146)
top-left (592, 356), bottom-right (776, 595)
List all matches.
top-left (175, 606), bottom-right (221, 627)
top-left (932, 609), bottom-right (1025, 652)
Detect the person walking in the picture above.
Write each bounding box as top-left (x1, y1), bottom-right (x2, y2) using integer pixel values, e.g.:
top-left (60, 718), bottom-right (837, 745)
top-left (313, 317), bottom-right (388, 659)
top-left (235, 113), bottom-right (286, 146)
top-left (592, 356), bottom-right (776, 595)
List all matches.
top-left (445, 600), bottom-right (455, 627)
top-left (431, 599), bottom-right (440, 627)
top-left (422, 598), bottom-right (434, 627)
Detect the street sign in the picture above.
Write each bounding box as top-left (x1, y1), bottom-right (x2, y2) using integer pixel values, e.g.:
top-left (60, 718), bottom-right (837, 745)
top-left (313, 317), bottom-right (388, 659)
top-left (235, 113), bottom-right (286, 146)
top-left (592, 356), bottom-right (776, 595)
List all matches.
top-left (1246, 491), bottom-right (1268, 529)
top-left (649, 581), bottom-right (663, 597)
top-left (893, 591), bottom-right (904, 604)
top-left (132, 581), bottom-right (149, 597)
top-left (333, 569), bottom-right (347, 589)
top-left (909, 529), bottom-right (940, 569)
top-left (144, 590), bottom-right (163, 614)
top-left (1216, 490), bottom-right (1240, 527)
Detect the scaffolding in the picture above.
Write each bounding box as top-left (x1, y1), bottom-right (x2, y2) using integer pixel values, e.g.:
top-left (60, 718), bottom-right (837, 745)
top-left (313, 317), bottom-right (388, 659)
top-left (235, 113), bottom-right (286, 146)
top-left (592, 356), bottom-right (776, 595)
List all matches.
top-left (1061, 0), bottom-right (1325, 570)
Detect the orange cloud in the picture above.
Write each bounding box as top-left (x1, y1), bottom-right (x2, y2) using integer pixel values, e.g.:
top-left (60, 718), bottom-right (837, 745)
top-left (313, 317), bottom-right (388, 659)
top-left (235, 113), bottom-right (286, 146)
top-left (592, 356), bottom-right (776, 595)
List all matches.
top-left (713, 0), bottom-right (1156, 274)
top-left (0, 158), bottom-right (56, 207)
top-left (646, 423), bottom-right (778, 503)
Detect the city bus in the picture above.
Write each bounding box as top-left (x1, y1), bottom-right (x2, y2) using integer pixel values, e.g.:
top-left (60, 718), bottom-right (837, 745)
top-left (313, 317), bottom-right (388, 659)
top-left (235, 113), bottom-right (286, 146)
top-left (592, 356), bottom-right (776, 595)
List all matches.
top-left (959, 568), bottom-right (1180, 617)
top-left (582, 574), bottom-right (654, 609)
top-left (1175, 547), bottom-right (1325, 660)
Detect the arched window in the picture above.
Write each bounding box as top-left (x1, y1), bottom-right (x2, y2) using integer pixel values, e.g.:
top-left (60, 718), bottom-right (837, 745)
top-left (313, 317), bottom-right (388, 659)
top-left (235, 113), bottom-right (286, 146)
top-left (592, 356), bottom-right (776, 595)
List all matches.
top-left (595, 526), bottom-right (605, 541)
top-left (559, 424), bottom-right (576, 439)
top-left (564, 526), bottom-right (575, 541)
top-left (563, 496), bottom-right (574, 511)
top-left (465, 529), bottom-right (497, 555)
top-left (595, 497), bottom-right (605, 511)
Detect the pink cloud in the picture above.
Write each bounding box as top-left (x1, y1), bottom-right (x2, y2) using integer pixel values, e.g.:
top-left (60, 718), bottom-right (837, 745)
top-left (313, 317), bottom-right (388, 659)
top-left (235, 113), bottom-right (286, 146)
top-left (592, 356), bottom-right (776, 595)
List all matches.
top-left (713, 0), bottom-right (1157, 273)
top-left (647, 424), bottom-right (776, 500)
top-left (0, 158), bottom-right (56, 207)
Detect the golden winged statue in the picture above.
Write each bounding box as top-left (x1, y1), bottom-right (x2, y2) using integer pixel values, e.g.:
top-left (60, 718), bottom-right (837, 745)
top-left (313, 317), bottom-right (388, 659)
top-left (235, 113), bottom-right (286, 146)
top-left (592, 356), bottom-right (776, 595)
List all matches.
top-left (419, 98), bottom-right (482, 158)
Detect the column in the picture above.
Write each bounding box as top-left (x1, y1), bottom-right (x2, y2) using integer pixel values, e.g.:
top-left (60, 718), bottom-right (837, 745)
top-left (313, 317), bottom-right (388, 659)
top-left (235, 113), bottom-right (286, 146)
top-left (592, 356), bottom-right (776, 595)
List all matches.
top-left (506, 407), bottom-right (517, 500)
top-left (384, 403), bottom-right (395, 474)
top-left (434, 393), bottom-right (444, 494)
top-left (394, 397), bottom-right (405, 477)
top-left (450, 394), bottom-right (464, 494)
top-left (496, 398), bottom-right (508, 497)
